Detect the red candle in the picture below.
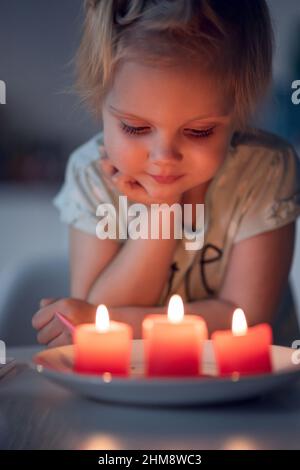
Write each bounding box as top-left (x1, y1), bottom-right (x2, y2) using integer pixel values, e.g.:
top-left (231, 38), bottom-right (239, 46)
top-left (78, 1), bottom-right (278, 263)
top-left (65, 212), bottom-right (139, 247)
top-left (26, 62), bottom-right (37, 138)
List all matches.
top-left (74, 305), bottom-right (132, 376)
top-left (142, 295), bottom-right (208, 377)
top-left (211, 308), bottom-right (272, 376)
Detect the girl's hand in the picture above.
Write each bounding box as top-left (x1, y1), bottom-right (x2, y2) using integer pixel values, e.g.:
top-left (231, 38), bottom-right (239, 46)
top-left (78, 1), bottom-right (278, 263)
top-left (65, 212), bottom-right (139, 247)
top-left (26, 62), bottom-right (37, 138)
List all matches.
top-left (33, 299), bottom-right (146, 347)
top-left (32, 298), bottom-right (97, 348)
top-left (99, 146), bottom-right (182, 206)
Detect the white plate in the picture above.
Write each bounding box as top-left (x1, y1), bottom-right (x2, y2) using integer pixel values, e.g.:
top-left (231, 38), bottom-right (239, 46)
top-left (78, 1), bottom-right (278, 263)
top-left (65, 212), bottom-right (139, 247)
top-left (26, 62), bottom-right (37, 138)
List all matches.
top-left (32, 340), bottom-right (300, 406)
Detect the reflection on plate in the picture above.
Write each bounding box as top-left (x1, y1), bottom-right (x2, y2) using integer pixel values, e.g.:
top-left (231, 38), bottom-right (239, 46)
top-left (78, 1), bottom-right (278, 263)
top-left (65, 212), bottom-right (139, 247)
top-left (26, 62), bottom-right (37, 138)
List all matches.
top-left (32, 340), bottom-right (300, 406)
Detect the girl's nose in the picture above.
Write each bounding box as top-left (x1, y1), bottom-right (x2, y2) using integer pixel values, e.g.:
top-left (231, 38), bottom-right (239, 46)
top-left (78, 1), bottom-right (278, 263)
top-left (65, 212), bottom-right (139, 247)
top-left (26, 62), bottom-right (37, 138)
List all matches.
top-left (148, 146), bottom-right (183, 166)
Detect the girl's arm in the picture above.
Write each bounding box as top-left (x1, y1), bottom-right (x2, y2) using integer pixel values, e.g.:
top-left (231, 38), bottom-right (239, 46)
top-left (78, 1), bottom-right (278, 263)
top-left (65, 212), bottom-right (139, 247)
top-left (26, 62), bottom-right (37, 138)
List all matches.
top-left (70, 207), bottom-right (179, 307)
top-left (216, 221), bottom-right (296, 327)
top-left (33, 221), bottom-right (295, 347)
top-left (70, 227), bottom-right (121, 299)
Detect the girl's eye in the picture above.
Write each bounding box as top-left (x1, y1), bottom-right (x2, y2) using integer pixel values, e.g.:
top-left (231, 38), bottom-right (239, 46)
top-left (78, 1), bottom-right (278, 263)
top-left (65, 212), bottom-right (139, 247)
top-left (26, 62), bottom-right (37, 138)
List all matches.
top-left (121, 122), bottom-right (150, 135)
top-left (184, 127), bottom-right (215, 138)
top-left (120, 122), bottom-right (215, 138)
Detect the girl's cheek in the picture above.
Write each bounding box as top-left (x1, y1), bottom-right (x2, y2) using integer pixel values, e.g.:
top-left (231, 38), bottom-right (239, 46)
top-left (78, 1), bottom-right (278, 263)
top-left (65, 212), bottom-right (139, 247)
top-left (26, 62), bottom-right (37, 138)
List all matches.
top-left (190, 145), bottom-right (228, 181)
top-left (105, 143), bottom-right (143, 175)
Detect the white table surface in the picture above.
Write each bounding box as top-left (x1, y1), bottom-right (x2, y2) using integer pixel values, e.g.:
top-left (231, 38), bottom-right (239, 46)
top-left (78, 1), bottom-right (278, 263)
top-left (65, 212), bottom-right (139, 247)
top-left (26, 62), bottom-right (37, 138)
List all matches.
top-left (1, 346), bottom-right (300, 450)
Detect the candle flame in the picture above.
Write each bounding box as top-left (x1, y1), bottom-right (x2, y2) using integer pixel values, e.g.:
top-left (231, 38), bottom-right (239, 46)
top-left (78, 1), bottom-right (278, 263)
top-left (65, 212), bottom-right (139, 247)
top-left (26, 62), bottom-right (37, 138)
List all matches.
top-left (167, 294), bottom-right (184, 324)
top-left (232, 308), bottom-right (247, 336)
top-left (95, 304), bottom-right (110, 332)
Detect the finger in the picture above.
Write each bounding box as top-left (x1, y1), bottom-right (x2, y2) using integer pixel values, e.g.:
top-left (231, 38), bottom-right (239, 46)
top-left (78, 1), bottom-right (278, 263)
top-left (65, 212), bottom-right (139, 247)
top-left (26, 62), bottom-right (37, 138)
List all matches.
top-left (114, 175), bottom-right (153, 203)
top-left (98, 145), bottom-right (108, 159)
top-left (99, 158), bottom-right (114, 175)
top-left (32, 303), bottom-right (59, 330)
top-left (101, 172), bottom-right (118, 192)
top-left (99, 157), bottom-right (118, 178)
top-left (47, 331), bottom-right (73, 349)
top-left (37, 317), bottom-right (63, 345)
top-left (100, 160), bottom-right (154, 204)
top-left (39, 298), bottom-right (57, 308)
top-left (112, 173), bottom-right (136, 192)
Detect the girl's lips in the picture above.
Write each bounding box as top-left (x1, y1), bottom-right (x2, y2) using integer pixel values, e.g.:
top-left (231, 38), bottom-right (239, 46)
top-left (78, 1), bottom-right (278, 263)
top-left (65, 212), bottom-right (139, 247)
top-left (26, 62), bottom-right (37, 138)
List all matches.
top-left (148, 174), bottom-right (184, 184)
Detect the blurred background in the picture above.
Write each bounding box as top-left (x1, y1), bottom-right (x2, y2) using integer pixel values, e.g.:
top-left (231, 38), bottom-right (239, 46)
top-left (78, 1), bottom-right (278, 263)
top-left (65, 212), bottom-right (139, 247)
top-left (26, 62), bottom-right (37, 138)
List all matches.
top-left (0, 0), bottom-right (299, 345)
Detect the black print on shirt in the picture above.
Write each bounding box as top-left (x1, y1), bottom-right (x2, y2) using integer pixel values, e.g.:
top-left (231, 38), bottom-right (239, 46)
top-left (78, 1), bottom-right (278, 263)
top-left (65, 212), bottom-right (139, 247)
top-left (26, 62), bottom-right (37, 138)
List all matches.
top-left (166, 262), bottom-right (179, 298)
top-left (184, 243), bottom-right (223, 299)
top-left (167, 244), bottom-right (223, 301)
top-left (199, 243), bottom-right (223, 296)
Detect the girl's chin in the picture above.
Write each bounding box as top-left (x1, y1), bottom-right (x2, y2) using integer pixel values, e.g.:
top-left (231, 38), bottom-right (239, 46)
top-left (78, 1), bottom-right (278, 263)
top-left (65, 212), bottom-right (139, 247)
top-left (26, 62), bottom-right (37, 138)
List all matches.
top-left (148, 189), bottom-right (181, 203)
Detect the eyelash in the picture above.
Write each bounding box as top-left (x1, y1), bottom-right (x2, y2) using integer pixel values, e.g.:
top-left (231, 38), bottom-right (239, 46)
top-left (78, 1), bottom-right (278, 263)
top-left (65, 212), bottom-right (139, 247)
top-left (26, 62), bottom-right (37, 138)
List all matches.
top-left (120, 122), bottom-right (215, 138)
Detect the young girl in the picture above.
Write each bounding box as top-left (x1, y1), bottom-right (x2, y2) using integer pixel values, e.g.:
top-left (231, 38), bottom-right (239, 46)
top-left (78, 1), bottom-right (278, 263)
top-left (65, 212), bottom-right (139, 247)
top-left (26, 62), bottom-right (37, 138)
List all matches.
top-left (32, 0), bottom-right (300, 347)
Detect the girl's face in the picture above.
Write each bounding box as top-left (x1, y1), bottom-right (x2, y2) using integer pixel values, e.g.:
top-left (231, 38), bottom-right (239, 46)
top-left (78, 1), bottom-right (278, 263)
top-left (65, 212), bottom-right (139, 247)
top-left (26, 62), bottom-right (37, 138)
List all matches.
top-left (102, 60), bottom-right (236, 202)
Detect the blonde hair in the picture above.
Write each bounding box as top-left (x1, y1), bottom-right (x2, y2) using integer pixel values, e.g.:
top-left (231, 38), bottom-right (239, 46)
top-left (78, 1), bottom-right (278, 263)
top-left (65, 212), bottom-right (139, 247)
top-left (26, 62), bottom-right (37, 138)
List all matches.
top-left (76, 0), bottom-right (274, 129)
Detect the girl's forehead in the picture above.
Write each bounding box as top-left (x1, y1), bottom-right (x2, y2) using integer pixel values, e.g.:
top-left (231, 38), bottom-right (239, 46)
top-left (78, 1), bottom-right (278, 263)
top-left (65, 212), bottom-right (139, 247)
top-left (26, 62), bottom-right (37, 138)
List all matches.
top-left (106, 60), bottom-right (234, 121)
top-left (113, 59), bottom-right (220, 88)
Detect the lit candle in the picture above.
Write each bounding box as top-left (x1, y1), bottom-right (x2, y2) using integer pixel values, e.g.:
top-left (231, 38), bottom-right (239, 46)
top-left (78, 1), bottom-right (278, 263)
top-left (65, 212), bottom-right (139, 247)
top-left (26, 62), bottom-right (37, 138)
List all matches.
top-left (211, 308), bottom-right (272, 377)
top-left (142, 295), bottom-right (208, 377)
top-left (74, 305), bottom-right (132, 376)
